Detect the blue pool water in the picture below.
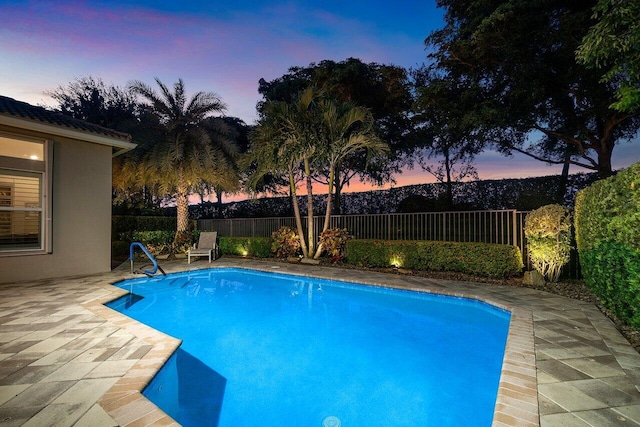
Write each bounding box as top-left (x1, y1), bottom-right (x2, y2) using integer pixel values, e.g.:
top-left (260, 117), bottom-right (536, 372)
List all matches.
top-left (107, 268), bottom-right (510, 426)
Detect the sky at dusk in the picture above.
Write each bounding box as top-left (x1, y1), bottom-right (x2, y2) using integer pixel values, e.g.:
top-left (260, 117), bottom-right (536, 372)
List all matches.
top-left (1, 0), bottom-right (639, 199)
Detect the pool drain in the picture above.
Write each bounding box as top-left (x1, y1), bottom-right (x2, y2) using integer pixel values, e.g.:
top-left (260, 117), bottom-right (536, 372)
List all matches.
top-left (322, 416), bottom-right (341, 427)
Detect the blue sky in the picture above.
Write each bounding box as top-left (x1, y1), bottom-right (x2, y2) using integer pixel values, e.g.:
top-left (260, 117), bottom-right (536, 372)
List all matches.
top-left (1, 0), bottom-right (638, 193)
top-left (0, 0), bottom-right (441, 122)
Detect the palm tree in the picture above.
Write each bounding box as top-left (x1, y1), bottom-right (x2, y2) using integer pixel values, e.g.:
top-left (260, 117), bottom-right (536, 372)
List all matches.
top-left (246, 88), bottom-right (317, 257)
top-left (247, 88), bottom-right (387, 259)
top-left (128, 78), bottom-right (232, 245)
top-left (313, 99), bottom-right (388, 258)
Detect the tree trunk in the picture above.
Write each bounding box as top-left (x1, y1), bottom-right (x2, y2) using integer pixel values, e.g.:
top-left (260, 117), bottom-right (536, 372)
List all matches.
top-left (556, 147), bottom-right (571, 204)
top-left (289, 171), bottom-right (308, 257)
top-left (172, 167), bottom-right (192, 254)
top-left (216, 188), bottom-right (223, 218)
top-left (598, 140), bottom-right (614, 179)
top-left (304, 158), bottom-right (315, 257)
top-left (289, 187), bottom-right (294, 217)
top-left (176, 191), bottom-right (190, 234)
top-left (176, 170), bottom-right (190, 236)
top-left (444, 145), bottom-right (453, 210)
top-left (333, 180), bottom-right (342, 215)
top-left (314, 168), bottom-right (334, 259)
top-left (333, 162), bottom-right (343, 215)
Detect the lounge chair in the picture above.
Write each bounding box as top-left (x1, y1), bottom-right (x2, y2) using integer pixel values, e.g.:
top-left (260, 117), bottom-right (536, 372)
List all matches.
top-left (188, 231), bottom-right (218, 264)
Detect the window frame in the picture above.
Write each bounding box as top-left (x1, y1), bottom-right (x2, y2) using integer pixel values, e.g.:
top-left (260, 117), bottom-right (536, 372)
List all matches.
top-left (0, 132), bottom-right (52, 256)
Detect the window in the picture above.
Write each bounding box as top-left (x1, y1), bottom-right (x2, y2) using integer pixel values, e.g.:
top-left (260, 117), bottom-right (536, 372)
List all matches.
top-left (0, 134), bottom-right (51, 254)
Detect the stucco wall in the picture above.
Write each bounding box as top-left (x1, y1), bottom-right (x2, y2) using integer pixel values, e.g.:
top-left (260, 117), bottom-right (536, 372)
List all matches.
top-left (0, 128), bottom-right (113, 283)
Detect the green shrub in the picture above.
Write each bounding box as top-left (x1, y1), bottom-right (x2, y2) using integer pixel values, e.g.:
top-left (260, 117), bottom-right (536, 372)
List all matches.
top-left (575, 162), bottom-right (640, 328)
top-left (345, 239), bottom-right (523, 278)
top-left (172, 231), bottom-right (195, 255)
top-left (319, 228), bottom-right (352, 259)
top-left (131, 231), bottom-right (174, 255)
top-left (271, 226), bottom-right (301, 258)
top-left (112, 216), bottom-right (178, 240)
top-left (129, 230), bottom-right (200, 255)
top-left (249, 238), bottom-right (274, 258)
top-left (219, 237), bottom-right (273, 258)
top-left (524, 204), bottom-right (572, 282)
top-left (112, 215), bottom-right (198, 246)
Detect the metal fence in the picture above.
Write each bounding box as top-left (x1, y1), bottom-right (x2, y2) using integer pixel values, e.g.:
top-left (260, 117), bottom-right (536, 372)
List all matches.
top-left (198, 210), bottom-right (530, 261)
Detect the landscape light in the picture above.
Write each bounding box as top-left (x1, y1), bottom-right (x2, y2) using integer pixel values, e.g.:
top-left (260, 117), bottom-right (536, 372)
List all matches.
top-left (390, 255), bottom-right (403, 268)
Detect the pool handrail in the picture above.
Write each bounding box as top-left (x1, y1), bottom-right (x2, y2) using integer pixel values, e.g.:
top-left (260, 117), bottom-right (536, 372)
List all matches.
top-left (129, 242), bottom-right (166, 277)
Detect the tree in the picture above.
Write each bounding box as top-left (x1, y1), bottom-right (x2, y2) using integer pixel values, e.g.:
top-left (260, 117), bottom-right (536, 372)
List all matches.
top-left (246, 88), bottom-right (317, 257)
top-left (48, 76), bottom-right (138, 131)
top-left (425, 0), bottom-right (640, 179)
top-left (209, 116), bottom-right (250, 218)
top-left (198, 117), bottom-right (243, 217)
top-left (412, 67), bottom-right (481, 209)
top-left (247, 88), bottom-right (386, 258)
top-left (314, 99), bottom-right (388, 255)
top-left (576, 0), bottom-right (640, 112)
top-left (48, 76), bottom-right (164, 213)
top-left (258, 58), bottom-right (414, 212)
top-left (128, 78), bottom-right (232, 245)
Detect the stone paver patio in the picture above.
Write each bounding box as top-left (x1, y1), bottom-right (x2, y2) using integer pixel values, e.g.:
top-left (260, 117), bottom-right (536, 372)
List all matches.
top-left (1, 258), bottom-right (639, 426)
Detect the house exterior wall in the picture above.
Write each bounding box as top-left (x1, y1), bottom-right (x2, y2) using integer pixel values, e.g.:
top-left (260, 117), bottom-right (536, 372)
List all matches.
top-left (0, 125), bottom-right (113, 283)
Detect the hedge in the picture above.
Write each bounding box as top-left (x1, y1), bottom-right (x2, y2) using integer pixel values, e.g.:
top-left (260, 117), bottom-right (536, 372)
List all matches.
top-left (219, 237), bottom-right (273, 258)
top-left (575, 162), bottom-right (640, 328)
top-left (112, 215), bottom-right (178, 240)
top-left (345, 239), bottom-right (523, 278)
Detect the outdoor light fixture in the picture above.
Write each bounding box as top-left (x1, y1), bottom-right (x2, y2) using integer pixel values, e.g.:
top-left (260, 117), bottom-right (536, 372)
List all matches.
top-left (390, 255), bottom-right (403, 268)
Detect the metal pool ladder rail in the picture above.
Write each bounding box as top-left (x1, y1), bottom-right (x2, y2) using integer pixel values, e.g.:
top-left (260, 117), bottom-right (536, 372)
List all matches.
top-left (129, 242), bottom-right (166, 277)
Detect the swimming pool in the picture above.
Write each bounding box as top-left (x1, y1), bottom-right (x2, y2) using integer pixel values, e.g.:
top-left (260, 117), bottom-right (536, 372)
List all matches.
top-left (107, 267), bottom-right (510, 426)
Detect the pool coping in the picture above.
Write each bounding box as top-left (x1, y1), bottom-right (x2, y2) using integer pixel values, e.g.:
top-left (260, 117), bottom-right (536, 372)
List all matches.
top-left (83, 260), bottom-right (539, 426)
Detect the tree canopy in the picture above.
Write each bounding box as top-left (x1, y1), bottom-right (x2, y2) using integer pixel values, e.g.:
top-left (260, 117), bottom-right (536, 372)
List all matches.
top-left (49, 76), bottom-right (165, 213)
top-left (127, 78), bottom-right (235, 243)
top-left (48, 76), bottom-right (138, 132)
top-left (576, 0), bottom-right (640, 113)
top-left (412, 66), bottom-right (482, 208)
top-left (247, 87), bottom-right (387, 258)
top-left (424, 0), bottom-right (639, 179)
top-left (257, 58), bottom-right (413, 212)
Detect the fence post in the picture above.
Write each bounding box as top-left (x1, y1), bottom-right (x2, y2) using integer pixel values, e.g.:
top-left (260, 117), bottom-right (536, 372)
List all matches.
top-left (512, 210), bottom-right (517, 247)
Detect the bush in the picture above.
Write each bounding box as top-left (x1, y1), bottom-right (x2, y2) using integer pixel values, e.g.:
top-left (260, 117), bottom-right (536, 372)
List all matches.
top-left (131, 231), bottom-right (174, 255)
top-left (172, 230), bottom-right (195, 255)
top-left (112, 216), bottom-right (179, 241)
top-left (345, 239), bottom-right (523, 278)
top-left (271, 226), bottom-right (301, 258)
top-left (219, 237), bottom-right (273, 258)
top-left (129, 230), bottom-right (201, 255)
top-left (319, 228), bottom-right (352, 260)
top-left (575, 162), bottom-right (640, 328)
top-left (524, 204), bottom-right (572, 282)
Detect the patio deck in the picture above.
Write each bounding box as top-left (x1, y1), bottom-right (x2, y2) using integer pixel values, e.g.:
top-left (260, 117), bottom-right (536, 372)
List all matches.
top-left (0, 258), bottom-right (639, 426)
